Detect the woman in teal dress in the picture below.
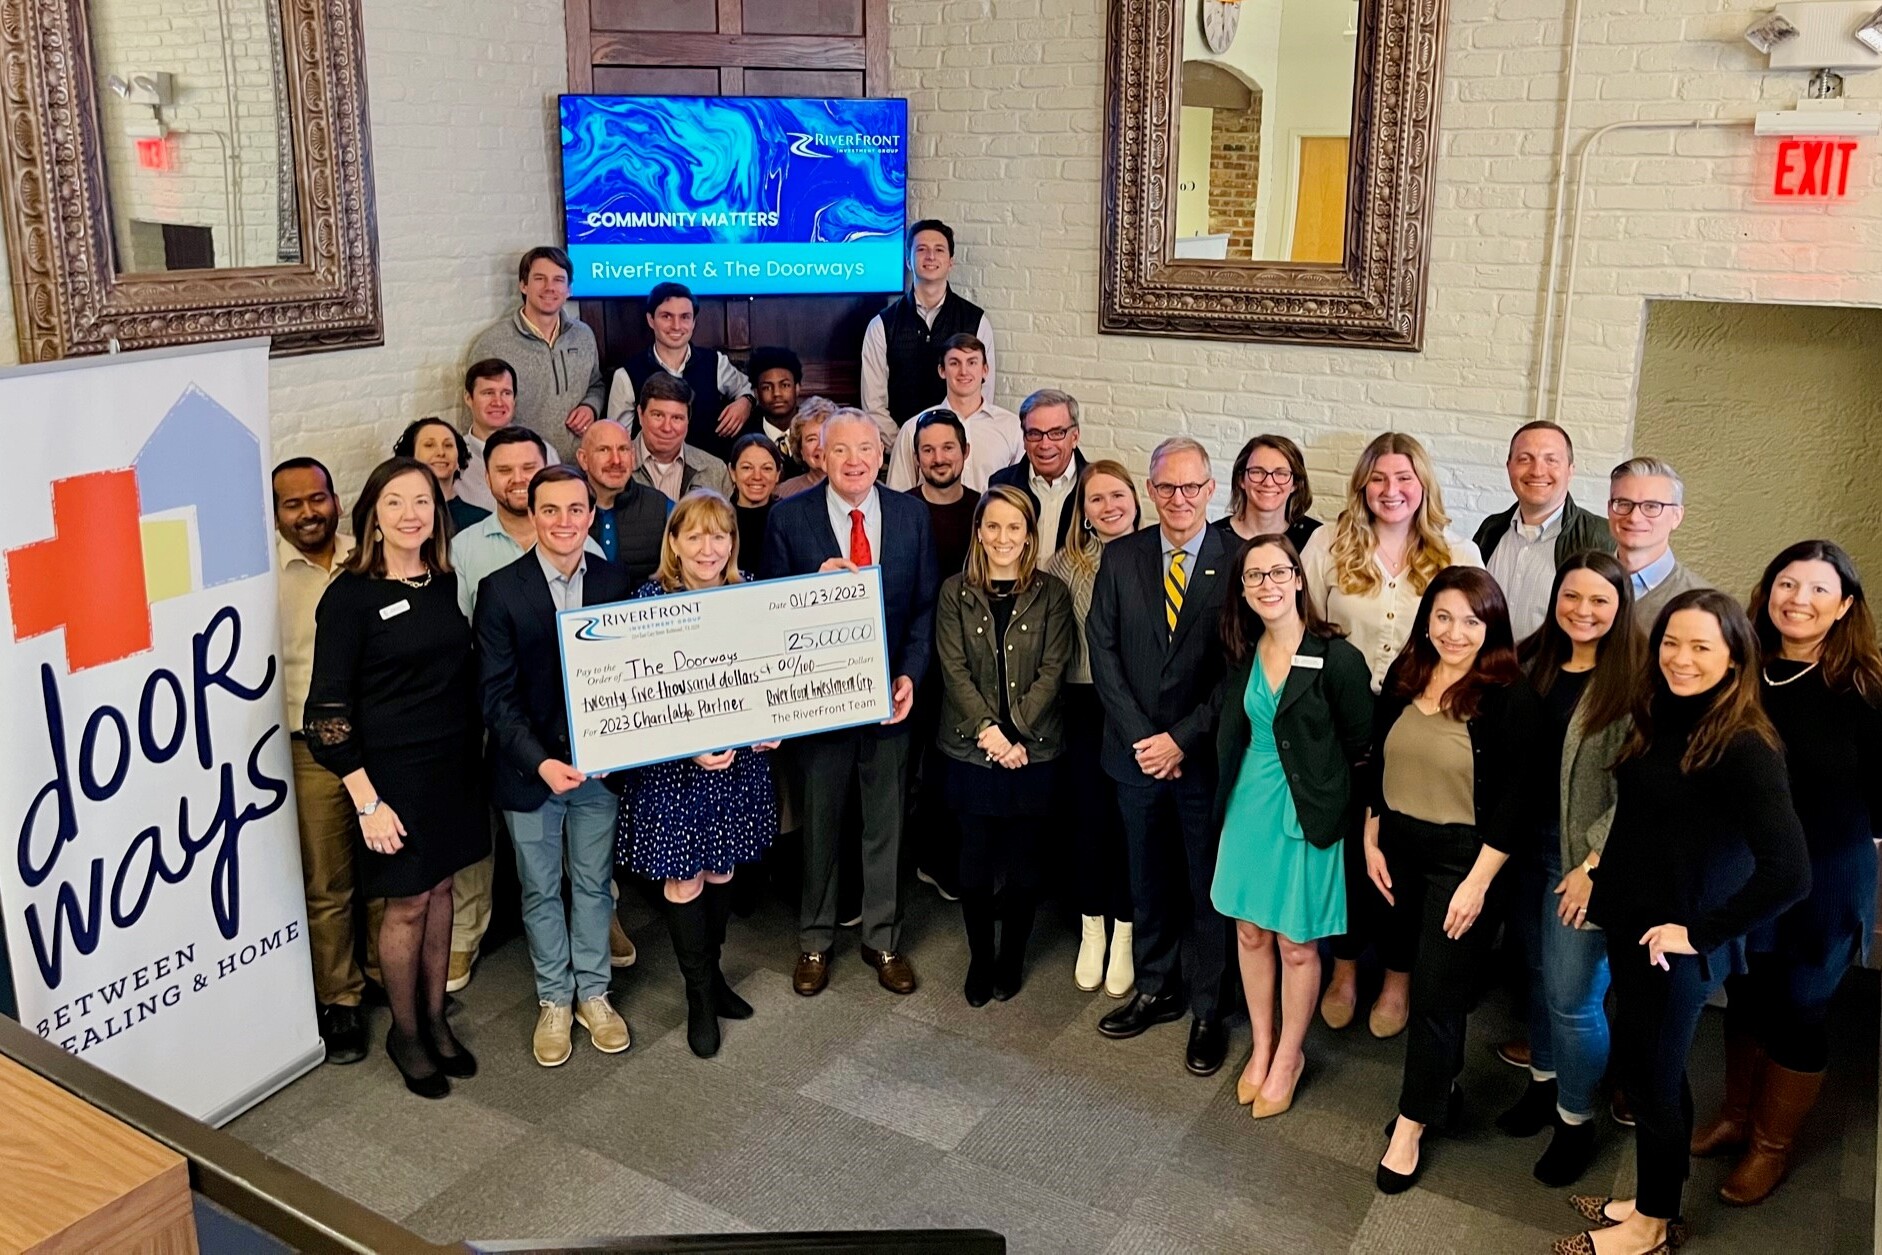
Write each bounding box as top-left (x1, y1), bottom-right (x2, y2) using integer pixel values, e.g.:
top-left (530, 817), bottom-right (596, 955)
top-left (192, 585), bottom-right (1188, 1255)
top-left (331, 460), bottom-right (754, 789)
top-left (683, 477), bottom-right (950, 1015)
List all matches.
top-left (1212, 534), bottom-right (1375, 1119)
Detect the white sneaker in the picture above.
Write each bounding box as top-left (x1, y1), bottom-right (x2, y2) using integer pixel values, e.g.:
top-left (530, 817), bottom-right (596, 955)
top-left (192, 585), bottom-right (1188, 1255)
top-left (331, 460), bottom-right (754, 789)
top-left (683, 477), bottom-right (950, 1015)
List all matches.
top-left (1075, 915), bottom-right (1106, 991)
top-left (1104, 921), bottom-right (1135, 999)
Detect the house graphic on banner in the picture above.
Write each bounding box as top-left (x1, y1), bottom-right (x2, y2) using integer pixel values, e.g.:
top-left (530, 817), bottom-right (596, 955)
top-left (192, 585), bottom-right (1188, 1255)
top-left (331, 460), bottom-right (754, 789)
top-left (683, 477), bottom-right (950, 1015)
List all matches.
top-left (5, 385), bottom-right (270, 672)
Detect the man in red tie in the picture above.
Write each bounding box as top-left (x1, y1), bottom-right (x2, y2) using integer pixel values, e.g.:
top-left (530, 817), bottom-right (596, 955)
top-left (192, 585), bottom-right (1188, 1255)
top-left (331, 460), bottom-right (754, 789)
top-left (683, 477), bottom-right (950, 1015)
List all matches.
top-left (759, 410), bottom-right (938, 997)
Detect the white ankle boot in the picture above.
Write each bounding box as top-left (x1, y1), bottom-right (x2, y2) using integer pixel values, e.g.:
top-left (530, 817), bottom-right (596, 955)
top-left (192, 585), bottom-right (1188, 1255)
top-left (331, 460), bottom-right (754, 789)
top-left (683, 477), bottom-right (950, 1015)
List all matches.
top-left (1074, 915), bottom-right (1106, 991)
top-left (1104, 921), bottom-right (1135, 998)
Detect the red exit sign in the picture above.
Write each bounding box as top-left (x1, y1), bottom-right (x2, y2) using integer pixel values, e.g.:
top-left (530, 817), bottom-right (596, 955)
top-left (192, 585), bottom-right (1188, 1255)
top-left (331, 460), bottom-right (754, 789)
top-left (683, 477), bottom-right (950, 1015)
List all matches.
top-left (1771, 138), bottom-right (1858, 198)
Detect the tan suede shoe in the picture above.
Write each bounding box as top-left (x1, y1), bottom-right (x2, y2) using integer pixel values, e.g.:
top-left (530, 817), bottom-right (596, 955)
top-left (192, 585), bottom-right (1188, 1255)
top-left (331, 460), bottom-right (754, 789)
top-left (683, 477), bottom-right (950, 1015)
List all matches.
top-left (575, 995), bottom-right (631, 1055)
top-left (533, 1001), bottom-right (573, 1067)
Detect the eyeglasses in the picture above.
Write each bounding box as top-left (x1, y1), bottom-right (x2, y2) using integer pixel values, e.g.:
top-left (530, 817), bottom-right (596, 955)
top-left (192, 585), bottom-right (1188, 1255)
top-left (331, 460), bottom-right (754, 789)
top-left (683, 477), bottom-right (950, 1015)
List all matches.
top-left (1148, 481), bottom-right (1210, 501)
top-left (1608, 497), bottom-right (1676, 518)
top-left (1241, 565), bottom-right (1297, 587)
top-left (1022, 425), bottom-right (1077, 444)
top-left (1242, 467), bottom-right (1294, 486)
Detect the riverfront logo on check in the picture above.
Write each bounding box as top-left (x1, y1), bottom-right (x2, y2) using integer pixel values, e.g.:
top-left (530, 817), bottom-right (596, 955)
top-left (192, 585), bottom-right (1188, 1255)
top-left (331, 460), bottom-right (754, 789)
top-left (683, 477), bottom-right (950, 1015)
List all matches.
top-left (5, 386), bottom-right (270, 672)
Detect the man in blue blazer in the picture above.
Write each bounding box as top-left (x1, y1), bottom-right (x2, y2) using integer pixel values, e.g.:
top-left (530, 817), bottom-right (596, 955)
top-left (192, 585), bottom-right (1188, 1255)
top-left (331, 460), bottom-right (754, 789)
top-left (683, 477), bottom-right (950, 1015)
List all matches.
top-left (762, 409), bottom-right (938, 997)
top-left (1086, 436), bottom-right (1234, 1076)
top-left (475, 466), bottom-right (635, 1067)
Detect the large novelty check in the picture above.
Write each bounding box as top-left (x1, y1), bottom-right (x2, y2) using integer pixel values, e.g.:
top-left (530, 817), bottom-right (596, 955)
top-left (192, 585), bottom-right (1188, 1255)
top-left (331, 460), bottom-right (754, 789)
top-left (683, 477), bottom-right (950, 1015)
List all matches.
top-left (557, 568), bottom-right (894, 772)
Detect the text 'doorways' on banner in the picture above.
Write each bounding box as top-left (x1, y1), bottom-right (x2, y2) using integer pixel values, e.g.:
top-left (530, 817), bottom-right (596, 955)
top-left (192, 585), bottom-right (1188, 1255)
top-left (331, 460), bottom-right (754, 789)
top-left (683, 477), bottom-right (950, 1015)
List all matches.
top-left (559, 568), bottom-right (894, 772)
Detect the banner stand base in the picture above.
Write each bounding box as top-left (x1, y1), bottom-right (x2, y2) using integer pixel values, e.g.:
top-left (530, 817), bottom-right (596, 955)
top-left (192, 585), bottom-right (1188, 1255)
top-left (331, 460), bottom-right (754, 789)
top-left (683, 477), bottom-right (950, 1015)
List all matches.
top-left (203, 1039), bottom-right (325, 1128)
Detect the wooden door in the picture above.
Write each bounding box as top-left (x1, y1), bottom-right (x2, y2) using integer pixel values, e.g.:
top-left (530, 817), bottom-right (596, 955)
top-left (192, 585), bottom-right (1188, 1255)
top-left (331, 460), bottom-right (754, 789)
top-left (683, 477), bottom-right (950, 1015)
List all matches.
top-left (1288, 136), bottom-right (1350, 265)
top-left (568, 0), bottom-right (894, 405)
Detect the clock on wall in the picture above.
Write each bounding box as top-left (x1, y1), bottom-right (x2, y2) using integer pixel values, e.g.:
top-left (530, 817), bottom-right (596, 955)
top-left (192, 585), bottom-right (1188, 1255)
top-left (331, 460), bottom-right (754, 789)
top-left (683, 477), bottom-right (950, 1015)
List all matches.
top-left (1201, 0), bottom-right (1241, 54)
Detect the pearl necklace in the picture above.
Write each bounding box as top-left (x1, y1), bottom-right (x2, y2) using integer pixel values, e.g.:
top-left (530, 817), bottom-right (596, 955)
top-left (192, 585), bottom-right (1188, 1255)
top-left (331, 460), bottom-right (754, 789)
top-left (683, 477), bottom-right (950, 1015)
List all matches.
top-left (1761, 659), bottom-right (1819, 687)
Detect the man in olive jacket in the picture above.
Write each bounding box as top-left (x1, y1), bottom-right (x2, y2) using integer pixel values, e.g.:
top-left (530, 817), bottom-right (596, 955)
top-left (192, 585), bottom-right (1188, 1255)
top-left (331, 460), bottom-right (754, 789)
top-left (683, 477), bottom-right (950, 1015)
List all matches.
top-left (1473, 421), bottom-right (1614, 640)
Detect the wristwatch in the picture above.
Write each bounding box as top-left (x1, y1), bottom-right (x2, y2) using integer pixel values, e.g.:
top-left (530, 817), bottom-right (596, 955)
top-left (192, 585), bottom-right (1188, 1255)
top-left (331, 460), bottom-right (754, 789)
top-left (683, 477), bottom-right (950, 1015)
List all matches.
top-left (357, 798), bottom-right (383, 818)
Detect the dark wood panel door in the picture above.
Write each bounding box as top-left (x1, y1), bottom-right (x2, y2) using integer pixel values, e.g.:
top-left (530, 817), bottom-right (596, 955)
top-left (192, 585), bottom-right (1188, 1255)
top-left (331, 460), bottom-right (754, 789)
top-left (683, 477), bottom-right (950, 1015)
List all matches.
top-left (566, 0), bottom-right (897, 407)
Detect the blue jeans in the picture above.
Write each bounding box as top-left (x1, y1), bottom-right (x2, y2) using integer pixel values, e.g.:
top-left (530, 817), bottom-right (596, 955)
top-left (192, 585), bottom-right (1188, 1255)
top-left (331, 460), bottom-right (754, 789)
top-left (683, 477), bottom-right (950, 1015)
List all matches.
top-left (505, 778), bottom-right (618, 1005)
top-left (1536, 849), bottom-right (1611, 1119)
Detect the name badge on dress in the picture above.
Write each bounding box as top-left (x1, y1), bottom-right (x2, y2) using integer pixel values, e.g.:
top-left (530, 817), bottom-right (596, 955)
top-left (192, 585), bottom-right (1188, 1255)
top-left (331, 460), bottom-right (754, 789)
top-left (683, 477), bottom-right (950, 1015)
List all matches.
top-left (380, 599), bottom-right (412, 621)
top-left (1290, 654), bottom-right (1324, 670)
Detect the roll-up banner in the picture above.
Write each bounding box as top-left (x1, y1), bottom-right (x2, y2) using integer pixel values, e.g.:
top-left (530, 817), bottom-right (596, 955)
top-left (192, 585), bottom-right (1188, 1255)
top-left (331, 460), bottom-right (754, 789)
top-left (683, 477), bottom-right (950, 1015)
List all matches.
top-left (0, 340), bottom-right (321, 1124)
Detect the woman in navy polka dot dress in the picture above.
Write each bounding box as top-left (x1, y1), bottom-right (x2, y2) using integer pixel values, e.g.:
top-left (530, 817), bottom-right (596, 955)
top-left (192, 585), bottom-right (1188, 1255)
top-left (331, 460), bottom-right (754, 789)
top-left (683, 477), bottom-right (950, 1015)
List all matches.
top-left (615, 490), bottom-right (779, 1058)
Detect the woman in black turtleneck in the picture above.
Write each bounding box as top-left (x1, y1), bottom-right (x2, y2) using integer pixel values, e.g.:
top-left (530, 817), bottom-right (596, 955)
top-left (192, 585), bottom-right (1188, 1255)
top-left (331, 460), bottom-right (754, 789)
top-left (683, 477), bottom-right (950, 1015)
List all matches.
top-left (1554, 589), bottom-right (1809, 1255)
top-left (1689, 542), bottom-right (1882, 1207)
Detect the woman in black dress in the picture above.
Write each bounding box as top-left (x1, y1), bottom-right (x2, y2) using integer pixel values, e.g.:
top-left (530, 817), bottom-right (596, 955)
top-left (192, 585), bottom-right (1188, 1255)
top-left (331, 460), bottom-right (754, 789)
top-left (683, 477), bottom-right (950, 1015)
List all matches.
top-left (1557, 589), bottom-right (1809, 1255)
top-left (306, 457), bottom-right (490, 1098)
top-left (935, 485), bottom-right (1075, 1005)
top-left (1689, 541), bottom-right (1882, 1205)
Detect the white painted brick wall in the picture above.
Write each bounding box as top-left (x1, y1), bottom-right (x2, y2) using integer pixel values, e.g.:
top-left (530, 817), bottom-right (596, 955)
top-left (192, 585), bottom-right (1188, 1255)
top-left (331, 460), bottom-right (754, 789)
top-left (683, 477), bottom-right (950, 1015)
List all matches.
top-left (0, 0), bottom-right (568, 504)
top-left (889, 0), bottom-right (1882, 524)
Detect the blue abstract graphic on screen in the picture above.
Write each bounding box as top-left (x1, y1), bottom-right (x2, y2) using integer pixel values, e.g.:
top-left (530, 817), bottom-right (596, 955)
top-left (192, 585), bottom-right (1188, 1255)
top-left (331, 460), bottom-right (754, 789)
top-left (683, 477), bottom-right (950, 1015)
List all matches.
top-left (560, 96), bottom-right (908, 297)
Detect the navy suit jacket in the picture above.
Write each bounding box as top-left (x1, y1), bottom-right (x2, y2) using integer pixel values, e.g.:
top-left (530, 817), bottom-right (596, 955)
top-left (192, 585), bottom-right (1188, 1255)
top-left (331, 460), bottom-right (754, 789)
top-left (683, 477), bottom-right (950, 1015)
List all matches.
top-left (761, 483), bottom-right (939, 709)
top-left (474, 550), bottom-right (636, 812)
top-left (1085, 523), bottom-right (1232, 783)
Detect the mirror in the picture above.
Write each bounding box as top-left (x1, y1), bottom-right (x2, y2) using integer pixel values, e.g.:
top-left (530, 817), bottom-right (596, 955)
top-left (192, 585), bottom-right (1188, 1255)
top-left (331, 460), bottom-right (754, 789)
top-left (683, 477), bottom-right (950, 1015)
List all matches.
top-left (91, 0), bottom-right (303, 273)
top-left (1101, 0), bottom-right (1450, 348)
top-left (1176, 0), bottom-right (1359, 263)
top-left (0, 0), bottom-right (380, 360)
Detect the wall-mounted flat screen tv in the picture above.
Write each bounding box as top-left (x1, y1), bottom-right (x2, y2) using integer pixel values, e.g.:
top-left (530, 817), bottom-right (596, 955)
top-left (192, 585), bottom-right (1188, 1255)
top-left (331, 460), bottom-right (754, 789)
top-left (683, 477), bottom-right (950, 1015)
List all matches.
top-left (559, 95), bottom-right (909, 298)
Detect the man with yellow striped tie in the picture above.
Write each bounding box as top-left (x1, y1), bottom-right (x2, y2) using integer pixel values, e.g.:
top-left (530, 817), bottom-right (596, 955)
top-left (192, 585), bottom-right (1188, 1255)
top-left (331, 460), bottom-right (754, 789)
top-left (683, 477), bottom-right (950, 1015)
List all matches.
top-left (1085, 435), bottom-right (1237, 1077)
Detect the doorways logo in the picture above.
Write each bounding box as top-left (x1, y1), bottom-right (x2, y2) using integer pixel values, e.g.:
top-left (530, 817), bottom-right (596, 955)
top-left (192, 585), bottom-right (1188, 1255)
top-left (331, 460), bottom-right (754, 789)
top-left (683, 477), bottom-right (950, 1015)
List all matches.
top-left (4, 385), bottom-right (271, 670)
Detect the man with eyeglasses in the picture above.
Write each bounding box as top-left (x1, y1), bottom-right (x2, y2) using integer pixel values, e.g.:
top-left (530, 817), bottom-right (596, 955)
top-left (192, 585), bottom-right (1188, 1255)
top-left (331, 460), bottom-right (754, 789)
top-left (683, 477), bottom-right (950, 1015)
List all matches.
top-left (1473, 421), bottom-right (1615, 640)
top-left (987, 388), bottom-right (1090, 561)
top-left (1086, 436), bottom-right (1235, 1078)
top-left (885, 334), bottom-right (1023, 493)
top-left (1607, 456), bottom-right (1711, 633)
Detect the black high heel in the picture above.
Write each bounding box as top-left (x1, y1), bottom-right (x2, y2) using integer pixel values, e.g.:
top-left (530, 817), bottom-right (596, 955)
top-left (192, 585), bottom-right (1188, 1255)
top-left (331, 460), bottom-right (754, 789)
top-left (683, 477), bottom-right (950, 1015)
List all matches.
top-left (387, 1028), bottom-right (449, 1099)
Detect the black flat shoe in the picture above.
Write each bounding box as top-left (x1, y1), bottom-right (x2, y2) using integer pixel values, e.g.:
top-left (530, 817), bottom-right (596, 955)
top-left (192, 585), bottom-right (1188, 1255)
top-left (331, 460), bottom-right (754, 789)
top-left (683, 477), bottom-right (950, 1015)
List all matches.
top-left (964, 958), bottom-right (995, 1008)
top-left (1377, 1119), bottom-right (1424, 1194)
top-left (1185, 1017), bottom-right (1228, 1076)
top-left (1535, 1116), bottom-right (1598, 1187)
top-left (1098, 990), bottom-right (1186, 1039)
top-left (387, 1029), bottom-right (449, 1099)
top-left (423, 1016), bottom-right (477, 1079)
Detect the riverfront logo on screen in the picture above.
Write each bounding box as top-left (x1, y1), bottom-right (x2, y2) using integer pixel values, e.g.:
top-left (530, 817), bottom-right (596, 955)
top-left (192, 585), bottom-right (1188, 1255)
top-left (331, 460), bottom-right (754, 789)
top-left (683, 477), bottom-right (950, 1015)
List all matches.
top-left (560, 95), bottom-right (909, 298)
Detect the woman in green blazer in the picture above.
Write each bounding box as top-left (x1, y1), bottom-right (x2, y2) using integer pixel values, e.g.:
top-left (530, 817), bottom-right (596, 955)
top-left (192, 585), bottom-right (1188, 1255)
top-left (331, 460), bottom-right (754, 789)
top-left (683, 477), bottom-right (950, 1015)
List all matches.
top-left (1211, 533), bottom-right (1374, 1118)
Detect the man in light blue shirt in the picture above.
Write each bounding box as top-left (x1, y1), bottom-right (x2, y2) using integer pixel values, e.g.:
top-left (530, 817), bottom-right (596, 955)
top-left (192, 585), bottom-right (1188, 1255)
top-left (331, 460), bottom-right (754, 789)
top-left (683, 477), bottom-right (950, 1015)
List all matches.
top-left (454, 427), bottom-right (601, 618)
top-left (1607, 456), bottom-right (1711, 635)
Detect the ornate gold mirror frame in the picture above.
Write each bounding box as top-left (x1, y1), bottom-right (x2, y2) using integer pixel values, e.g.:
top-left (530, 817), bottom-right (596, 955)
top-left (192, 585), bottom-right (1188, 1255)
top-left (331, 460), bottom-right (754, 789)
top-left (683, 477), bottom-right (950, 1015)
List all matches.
top-left (1100, 0), bottom-right (1448, 349)
top-left (0, 0), bottom-right (382, 361)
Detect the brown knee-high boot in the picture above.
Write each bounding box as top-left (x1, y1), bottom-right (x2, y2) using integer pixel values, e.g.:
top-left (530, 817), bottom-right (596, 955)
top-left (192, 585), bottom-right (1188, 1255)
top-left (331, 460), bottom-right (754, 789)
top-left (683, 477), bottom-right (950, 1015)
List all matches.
top-left (1691, 1031), bottom-right (1765, 1156)
top-left (1719, 1063), bottom-right (1825, 1205)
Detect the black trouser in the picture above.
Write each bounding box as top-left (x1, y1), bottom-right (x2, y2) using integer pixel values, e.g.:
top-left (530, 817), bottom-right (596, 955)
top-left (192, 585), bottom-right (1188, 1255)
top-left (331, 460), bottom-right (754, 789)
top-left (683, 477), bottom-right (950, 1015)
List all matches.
top-left (1115, 769), bottom-right (1229, 1022)
top-left (1378, 811), bottom-right (1497, 1126)
top-left (1607, 935), bottom-right (1727, 1221)
top-left (906, 672), bottom-right (959, 886)
top-left (1059, 685), bottom-right (1131, 920)
top-left (798, 729), bottom-right (910, 955)
top-left (1332, 813), bottom-right (1397, 966)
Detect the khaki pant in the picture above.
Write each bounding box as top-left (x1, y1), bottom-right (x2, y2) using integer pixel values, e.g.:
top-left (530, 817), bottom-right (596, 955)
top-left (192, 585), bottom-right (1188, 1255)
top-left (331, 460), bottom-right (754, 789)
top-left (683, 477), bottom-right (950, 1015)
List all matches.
top-left (291, 739), bottom-right (365, 1007)
top-left (451, 836), bottom-right (498, 956)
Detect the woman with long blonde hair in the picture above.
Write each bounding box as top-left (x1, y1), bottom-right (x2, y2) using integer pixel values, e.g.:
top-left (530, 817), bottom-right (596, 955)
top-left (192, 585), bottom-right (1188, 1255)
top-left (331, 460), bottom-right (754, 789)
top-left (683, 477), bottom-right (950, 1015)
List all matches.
top-left (1300, 432), bottom-right (1482, 1040)
top-left (616, 489), bottom-right (780, 1059)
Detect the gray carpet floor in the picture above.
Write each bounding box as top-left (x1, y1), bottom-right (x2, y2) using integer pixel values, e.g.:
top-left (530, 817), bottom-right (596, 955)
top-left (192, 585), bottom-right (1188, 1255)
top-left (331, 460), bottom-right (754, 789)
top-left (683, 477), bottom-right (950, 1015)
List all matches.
top-left (228, 883), bottom-right (1878, 1253)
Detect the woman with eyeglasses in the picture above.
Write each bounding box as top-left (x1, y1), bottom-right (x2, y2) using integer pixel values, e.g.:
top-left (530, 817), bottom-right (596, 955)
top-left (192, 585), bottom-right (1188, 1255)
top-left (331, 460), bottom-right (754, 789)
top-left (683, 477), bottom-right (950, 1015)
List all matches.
top-left (1494, 553), bottom-right (1642, 1188)
top-left (1687, 542), bottom-right (1881, 1207)
top-left (1367, 567), bottom-right (1522, 1194)
top-left (1211, 534), bottom-right (1372, 1119)
top-left (1557, 589), bottom-right (1808, 1255)
top-left (1215, 435), bottom-right (1321, 552)
top-left (1301, 432), bottom-right (1482, 1039)
top-left (1044, 460), bottom-right (1144, 996)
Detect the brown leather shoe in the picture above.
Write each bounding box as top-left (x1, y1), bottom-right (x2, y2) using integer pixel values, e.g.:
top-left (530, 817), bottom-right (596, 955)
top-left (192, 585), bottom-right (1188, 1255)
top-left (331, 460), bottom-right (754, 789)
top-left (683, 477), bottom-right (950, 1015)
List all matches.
top-left (792, 951), bottom-right (829, 997)
top-left (860, 945), bottom-right (918, 995)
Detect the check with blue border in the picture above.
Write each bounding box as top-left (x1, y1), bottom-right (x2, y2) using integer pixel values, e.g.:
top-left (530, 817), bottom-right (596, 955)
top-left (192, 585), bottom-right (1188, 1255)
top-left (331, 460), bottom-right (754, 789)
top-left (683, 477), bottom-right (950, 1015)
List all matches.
top-left (556, 568), bottom-right (894, 773)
